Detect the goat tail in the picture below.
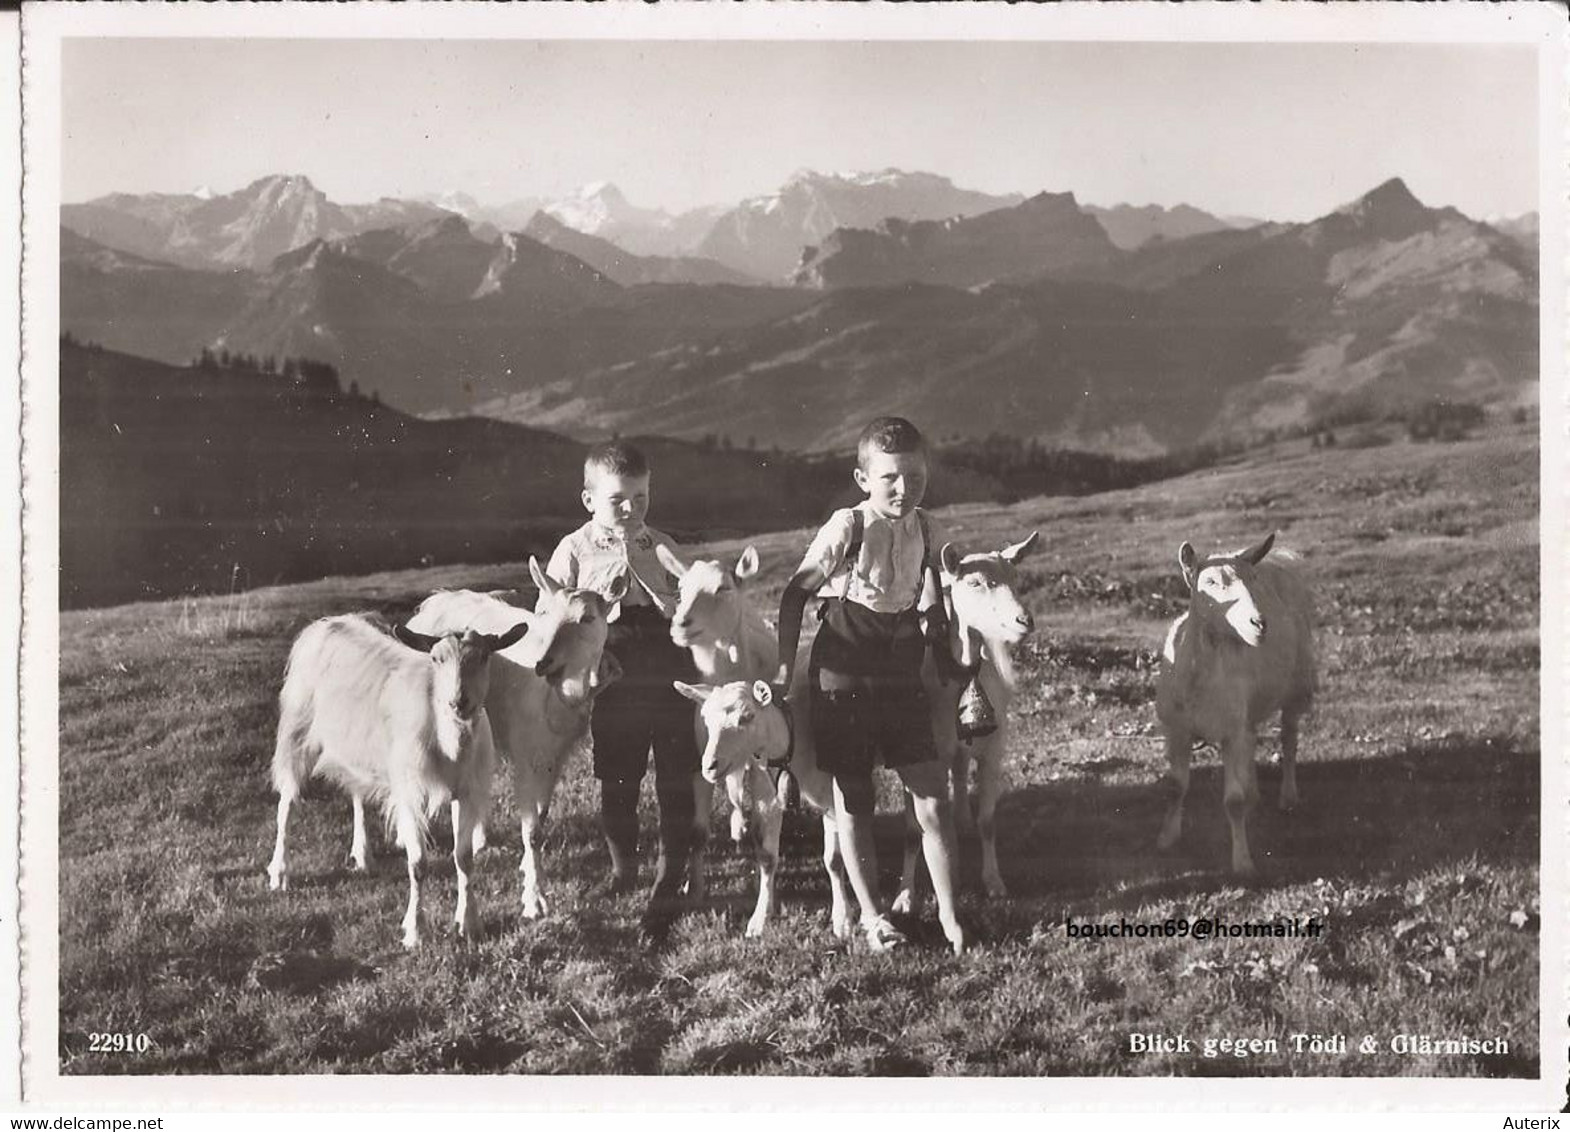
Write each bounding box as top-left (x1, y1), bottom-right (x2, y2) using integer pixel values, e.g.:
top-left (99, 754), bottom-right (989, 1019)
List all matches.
top-left (271, 640), bottom-right (321, 798)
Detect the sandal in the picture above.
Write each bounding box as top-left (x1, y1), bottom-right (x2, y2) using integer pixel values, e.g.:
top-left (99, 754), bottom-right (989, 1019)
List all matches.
top-left (862, 914), bottom-right (909, 952)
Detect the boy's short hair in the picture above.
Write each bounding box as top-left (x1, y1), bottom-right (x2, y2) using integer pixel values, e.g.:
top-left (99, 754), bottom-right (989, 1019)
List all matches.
top-left (583, 440), bottom-right (650, 487)
top-left (856, 417), bottom-right (928, 470)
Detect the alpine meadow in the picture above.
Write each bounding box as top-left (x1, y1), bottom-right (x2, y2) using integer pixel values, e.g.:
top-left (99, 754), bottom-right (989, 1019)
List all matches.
top-left (45, 33), bottom-right (1548, 1086)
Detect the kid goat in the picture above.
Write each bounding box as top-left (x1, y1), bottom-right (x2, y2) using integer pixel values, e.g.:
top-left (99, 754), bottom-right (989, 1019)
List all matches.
top-left (672, 677), bottom-right (854, 940)
top-left (1155, 532), bottom-right (1317, 875)
top-left (267, 613), bottom-right (528, 948)
top-left (406, 560), bottom-right (624, 919)
top-left (894, 533), bottom-right (1039, 912)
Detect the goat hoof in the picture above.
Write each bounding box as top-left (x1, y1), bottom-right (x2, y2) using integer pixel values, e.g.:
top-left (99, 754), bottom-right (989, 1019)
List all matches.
top-left (346, 856), bottom-right (368, 873)
top-left (889, 890), bottom-right (917, 916)
top-left (941, 918), bottom-right (970, 956)
top-left (745, 915), bottom-right (768, 939)
top-left (1278, 789), bottom-right (1299, 812)
top-left (983, 875), bottom-right (1009, 899)
top-left (830, 912), bottom-right (854, 941)
top-left (521, 894), bottom-right (549, 920)
top-left (267, 869), bottom-right (287, 892)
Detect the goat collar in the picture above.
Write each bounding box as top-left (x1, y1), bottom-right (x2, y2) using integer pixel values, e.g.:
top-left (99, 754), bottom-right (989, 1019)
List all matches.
top-left (765, 700), bottom-right (795, 771)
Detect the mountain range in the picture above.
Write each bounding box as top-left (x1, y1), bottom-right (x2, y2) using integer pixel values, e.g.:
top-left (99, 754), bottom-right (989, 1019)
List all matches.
top-left (475, 179), bottom-right (1538, 453)
top-left (61, 171), bottom-right (1539, 455)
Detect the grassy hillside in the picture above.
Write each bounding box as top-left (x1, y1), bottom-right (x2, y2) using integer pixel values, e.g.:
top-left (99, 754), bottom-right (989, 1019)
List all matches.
top-left (60, 341), bottom-right (834, 608)
top-left (57, 418), bottom-right (1540, 1077)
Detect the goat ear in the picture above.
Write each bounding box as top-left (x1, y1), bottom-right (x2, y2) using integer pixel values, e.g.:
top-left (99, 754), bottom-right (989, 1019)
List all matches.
top-left (1178, 541), bottom-right (1199, 584)
top-left (940, 542), bottom-right (963, 578)
top-left (529, 557), bottom-right (561, 601)
top-left (394, 624), bottom-right (443, 654)
top-left (672, 681), bottom-right (714, 704)
top-left (735, 545), bottom-right (760, 581)
top-left (1240, 531), bottom-right (1276, 566)
top-left (485, 621), bottom-right (529, 653)
top-left (602, 570), bottom-right (630, 603)
top-left (1001, 531), bottom-right (1039, 564)
top-left (655, 543), bottom-right (687, 579)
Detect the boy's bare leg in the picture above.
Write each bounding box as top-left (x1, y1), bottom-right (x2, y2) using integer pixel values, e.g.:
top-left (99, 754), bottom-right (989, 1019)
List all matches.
top-left (832, 776), bottom-right (885, 927)
top-left (897, 759), bottom-right (968, 954)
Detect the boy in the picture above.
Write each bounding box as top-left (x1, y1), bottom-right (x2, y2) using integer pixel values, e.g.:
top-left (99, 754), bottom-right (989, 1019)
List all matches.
top-left (775, 417), bottom-right (968, 954)
top-left (546, 440), bottom-right (700, 932)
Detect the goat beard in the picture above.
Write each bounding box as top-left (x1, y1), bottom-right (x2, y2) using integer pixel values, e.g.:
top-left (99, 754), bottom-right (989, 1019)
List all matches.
top-left (725, 767), bottom-right (755, 817)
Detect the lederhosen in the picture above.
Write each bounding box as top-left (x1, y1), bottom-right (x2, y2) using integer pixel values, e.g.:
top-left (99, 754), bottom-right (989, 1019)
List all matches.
top-left (591, 603), bottom-right (700, 785)
top-left (808, 509), bottom-right (940, 780)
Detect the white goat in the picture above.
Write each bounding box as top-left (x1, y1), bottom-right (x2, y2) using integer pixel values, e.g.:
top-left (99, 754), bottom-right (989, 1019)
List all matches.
top-left (267, 613), bottom-right (528, 948)
top-left (893, 533), bottom-right (1039, 914)
top-left (1155, 532), bottom-right (1317, 875)
top-left (672, 678), bottom-right (854, 939)
top-left (656, 543), bottom-right (777, 898)
top-left (406, 559), bottom-right (624, 919)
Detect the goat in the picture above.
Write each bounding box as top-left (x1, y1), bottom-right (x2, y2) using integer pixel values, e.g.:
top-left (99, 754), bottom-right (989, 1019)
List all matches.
top-left (1155, 532), bottom-right (1317, 875)
top-left (656, 543), bottom-right (777, 898)
top-left (267, 613), bottom-right (528, 948)
top-left (672, 678), bottom-right (854, 939)
top-left (405, 558), bottom-right (624, 919)
top-left (892, 533), bottom-right (1039, 914)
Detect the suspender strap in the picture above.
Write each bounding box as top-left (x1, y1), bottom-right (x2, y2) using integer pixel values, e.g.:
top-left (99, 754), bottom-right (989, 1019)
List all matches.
top-left (839, 508), bottom-right (865, 604)
top-left (915, 510), bottom-right (934, 607)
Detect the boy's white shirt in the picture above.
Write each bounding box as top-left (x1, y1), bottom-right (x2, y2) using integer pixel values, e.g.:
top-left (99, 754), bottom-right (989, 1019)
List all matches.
top-left (545, 519), bottom-right (682, 615)
top-left (799, 501), bottom-right (943, 615)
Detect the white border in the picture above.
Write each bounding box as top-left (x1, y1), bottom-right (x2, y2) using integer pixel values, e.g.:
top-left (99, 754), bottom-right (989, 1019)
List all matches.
top-left (3, 0), bottom-right (23, 1114)
top-left (17, 0), bottom-right (1570, 1112)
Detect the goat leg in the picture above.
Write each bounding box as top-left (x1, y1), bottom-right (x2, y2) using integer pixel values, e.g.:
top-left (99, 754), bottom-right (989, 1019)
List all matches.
top-left (1156, 731), bottom-right (1192, 852)
top-left (267, 791), bottom-right (294, 892)
top-left (452, 796), bottom-right (482, 939)
top-left (976, 745), bottom-right (1008, 898)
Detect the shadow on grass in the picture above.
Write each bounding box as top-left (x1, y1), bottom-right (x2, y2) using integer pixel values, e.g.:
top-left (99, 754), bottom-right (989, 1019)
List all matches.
top-left (983, 734), bottom-right (1537, 911)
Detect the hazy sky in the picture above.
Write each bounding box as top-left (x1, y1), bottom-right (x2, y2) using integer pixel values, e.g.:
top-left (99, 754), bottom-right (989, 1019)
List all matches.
top-left (63, 39), bottom-right (1539, 221)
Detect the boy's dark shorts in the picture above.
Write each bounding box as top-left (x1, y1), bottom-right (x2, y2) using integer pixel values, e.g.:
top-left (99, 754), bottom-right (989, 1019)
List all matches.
top-left (809, 682), bottom-right (937, 777)
top-left (591, 606), bottom-right (700, 785)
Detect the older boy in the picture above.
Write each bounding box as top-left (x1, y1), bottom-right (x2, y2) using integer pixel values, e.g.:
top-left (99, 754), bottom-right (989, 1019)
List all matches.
top-left (775, 417), bottom-right (968, 954)
top-left (547, 440), bottom-right (699, 931)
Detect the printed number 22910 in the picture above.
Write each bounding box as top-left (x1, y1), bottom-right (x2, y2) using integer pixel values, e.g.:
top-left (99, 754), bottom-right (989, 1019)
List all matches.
top-left (89, 1032), bottom-right (152, 1054)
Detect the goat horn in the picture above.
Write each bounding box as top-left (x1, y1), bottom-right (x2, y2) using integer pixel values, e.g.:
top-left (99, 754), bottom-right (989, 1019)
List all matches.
top-left (394, 624), bottom-right (444, 654)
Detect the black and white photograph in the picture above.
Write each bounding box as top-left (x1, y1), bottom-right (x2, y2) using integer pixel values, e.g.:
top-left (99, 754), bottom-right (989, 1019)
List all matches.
top-left (14, 0), bottom-right (1568, 1110)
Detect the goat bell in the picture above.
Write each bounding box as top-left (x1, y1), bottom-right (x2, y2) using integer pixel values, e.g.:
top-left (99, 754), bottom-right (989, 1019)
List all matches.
top-left (956, 674), bottom-right (998, 741)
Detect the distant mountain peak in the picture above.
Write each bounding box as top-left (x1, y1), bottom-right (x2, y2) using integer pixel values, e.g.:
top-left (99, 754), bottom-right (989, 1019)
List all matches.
top-left (1022, 189), bottom-right (1081, 209)
top-left (246, 172), bottom-right (320, 194)
top-left (575, 181), bottom-right (625, 203)
top-left (1338, 177), bottom-right (1425, 220)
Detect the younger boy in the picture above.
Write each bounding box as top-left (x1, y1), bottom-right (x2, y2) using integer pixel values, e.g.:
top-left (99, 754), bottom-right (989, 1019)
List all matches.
top-left (546, 441), bottom-right (700, 931)
top-left (775, 417), bottom-right (968, 954)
